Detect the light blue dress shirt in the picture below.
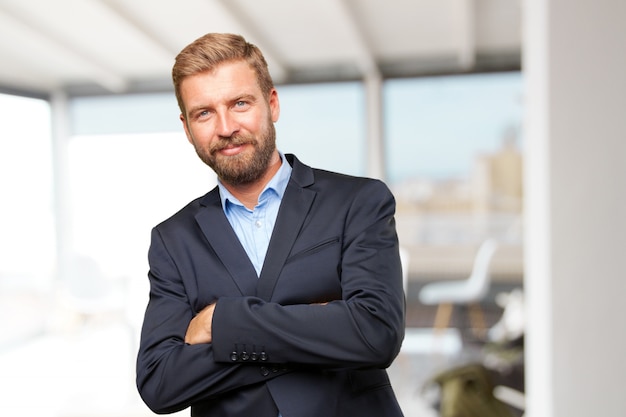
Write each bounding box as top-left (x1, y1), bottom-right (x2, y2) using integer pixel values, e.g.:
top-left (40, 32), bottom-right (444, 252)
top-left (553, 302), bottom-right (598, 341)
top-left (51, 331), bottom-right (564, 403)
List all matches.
top-left (217, 151), bottom-right (292, 276)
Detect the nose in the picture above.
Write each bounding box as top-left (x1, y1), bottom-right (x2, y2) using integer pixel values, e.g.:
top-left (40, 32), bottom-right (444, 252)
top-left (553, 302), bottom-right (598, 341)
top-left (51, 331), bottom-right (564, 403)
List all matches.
top-left (215, 110), bottom-right (239, 138)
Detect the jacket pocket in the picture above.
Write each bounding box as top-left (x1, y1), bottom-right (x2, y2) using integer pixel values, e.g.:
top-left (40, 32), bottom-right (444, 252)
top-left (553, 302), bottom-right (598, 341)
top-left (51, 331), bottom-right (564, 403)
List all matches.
top-left (285, 236), bottom-right (340, 264)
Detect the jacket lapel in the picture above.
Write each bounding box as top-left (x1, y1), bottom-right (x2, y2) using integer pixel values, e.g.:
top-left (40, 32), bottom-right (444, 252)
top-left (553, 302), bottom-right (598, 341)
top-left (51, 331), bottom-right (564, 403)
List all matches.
top-left (256, 155), bottom-right (316, 301)
top-left (195, 188), bottom-right (259, 296)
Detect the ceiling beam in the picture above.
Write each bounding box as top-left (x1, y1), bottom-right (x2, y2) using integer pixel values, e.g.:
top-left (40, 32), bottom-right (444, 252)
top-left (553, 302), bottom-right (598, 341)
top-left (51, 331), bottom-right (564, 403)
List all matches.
top-left (336, 0), bottom-right (380, 78)
top-left (213, 0), bottom-right (288, 83)
top-left (458, 0), bottom-right (477, 69)
top-left (97, 0), bottom-right (180, 57)
top-left (0, 0), bottom-right (128, 93)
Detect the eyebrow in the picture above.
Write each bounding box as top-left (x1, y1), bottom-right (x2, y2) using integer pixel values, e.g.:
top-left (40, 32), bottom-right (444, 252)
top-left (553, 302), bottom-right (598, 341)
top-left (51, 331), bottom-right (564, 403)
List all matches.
top-left (233, 93), bottom-right (258, 103)
top-left (187, 93), bottom-right (260, 115)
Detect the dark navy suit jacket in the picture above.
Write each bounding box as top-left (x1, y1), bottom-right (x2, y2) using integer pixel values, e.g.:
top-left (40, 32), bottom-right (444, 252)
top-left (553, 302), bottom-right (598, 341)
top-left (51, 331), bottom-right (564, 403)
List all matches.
top-left (136, 154), bottom-right (406, 416)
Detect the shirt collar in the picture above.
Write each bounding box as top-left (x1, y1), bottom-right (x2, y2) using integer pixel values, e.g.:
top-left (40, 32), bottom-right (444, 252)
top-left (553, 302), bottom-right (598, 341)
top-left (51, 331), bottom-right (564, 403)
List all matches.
top-left (217, 150), bottom-right (292, 210)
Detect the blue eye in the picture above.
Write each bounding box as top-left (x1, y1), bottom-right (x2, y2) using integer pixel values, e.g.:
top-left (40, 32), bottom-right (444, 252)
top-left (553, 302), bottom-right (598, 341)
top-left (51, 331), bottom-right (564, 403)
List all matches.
top-left (196, 109), bottom-right (214, 120)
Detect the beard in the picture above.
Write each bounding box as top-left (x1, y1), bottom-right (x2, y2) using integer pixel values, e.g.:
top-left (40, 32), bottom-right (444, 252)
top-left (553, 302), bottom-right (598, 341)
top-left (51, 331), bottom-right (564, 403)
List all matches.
top-left (194, 120), bottom-right (277, 186)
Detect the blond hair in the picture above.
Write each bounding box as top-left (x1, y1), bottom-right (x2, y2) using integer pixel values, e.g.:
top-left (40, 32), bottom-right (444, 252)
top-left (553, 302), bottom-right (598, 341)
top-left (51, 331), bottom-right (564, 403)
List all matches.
top-left (172, 33), bottom-right (274, 114)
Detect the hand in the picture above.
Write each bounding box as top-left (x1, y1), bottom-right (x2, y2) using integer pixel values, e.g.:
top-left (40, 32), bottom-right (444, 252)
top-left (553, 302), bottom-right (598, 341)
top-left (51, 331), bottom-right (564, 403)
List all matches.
top-left (185, 303), bottom-right (216, 345)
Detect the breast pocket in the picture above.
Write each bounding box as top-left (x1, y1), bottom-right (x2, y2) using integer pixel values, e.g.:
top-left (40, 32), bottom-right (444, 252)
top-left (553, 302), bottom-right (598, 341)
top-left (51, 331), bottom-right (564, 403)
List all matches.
top-left (276, 237), bottom-right (342, 304)
top-left (286, 236), bottom-right (341, 263)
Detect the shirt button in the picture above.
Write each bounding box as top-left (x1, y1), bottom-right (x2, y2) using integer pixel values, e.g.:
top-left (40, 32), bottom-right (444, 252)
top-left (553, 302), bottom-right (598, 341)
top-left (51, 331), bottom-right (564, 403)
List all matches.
top-left (255, 220), bottom-right (262, 228)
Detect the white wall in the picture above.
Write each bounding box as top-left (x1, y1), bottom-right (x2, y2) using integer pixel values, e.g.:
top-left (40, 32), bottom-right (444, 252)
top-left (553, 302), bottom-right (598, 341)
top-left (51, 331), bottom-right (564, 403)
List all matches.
top-left (524, 1), bottom-right (626, 416)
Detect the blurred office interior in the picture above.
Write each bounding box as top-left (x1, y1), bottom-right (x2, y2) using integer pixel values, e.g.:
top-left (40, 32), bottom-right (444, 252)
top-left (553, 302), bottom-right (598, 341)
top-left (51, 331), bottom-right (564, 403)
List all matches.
top-left (0, 1), bottom-right (624, 416)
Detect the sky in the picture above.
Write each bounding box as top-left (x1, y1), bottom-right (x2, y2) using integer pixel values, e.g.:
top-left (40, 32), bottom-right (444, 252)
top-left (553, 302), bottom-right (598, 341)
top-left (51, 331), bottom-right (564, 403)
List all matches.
top-left (384, 72), bottom-right (523, 182)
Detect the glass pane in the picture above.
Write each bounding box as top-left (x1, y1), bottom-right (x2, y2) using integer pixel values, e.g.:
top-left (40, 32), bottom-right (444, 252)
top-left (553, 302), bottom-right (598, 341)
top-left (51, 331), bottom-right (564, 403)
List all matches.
top-left (0, 93), bottom-right (54, 344)
top-left (67, 132), bottom-right (214, 283)
top-left (70, 93), bottom-right (181, 135)
top-left (385, 72), bottom-right (523, 183)
top-left (384, 72), bottom-right (524, 244)
top-left (276, 82), bottom-right (365, 176)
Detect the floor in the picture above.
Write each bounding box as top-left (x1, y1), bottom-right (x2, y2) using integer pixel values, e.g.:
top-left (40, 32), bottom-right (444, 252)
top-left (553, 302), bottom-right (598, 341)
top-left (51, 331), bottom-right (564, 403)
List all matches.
top-left (0, 286), bottom-right (521, 417)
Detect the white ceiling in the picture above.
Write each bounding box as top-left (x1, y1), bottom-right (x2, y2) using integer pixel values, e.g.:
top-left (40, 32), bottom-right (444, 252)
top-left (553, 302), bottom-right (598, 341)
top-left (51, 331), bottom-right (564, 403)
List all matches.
top-left (0, 0), bottom-right (521, 97)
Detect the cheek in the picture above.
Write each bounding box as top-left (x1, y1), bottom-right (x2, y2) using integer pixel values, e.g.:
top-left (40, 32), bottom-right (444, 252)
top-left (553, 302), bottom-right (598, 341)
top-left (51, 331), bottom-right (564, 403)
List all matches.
top-left (187, 124), bottom-right (214, 144)
top-left (237, 117), bottom-right (260, 134)
top-left (239, 109), bottom-right (270, 132)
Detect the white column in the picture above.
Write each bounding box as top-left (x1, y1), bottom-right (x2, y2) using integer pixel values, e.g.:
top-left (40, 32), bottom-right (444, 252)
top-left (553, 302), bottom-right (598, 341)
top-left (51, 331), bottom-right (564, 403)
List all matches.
top-left (524, 1), bottom-right (626, 416)
top-left (364, 72), bottom-right (385, 181)
top-left (50, 90), bottom-right (73, 282)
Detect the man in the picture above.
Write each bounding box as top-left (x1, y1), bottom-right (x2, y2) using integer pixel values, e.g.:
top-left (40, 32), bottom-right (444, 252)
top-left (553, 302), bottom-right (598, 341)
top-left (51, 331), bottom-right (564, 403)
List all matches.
top-left (136, 33), bottom-right (406, 417)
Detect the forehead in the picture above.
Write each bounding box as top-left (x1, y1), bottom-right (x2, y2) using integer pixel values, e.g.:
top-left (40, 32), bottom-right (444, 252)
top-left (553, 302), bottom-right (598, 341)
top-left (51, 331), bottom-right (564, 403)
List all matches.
top-left (180, 60), bottom-right (261, 106)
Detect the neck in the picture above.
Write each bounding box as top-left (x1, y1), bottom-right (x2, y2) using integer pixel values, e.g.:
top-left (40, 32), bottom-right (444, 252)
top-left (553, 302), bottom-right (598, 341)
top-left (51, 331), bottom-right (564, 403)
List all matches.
top-left (222, 151), bottom-right (282, 210)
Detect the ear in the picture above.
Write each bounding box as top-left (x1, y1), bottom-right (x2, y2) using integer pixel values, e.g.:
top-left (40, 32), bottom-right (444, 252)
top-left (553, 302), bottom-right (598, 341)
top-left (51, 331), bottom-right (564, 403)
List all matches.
top-left (180, 113), bottom-right (194, 144)
top-left (269, 89), bottom-right (280, 123)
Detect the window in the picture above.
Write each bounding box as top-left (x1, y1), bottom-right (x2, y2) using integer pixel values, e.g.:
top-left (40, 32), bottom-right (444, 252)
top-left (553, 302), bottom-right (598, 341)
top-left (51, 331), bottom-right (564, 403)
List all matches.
top-left (384, 72), bottom-right (524, 284)
top-left (276, 82), bottom-right (365, 176)
top-left (0, 93), bottom-right (54, 343)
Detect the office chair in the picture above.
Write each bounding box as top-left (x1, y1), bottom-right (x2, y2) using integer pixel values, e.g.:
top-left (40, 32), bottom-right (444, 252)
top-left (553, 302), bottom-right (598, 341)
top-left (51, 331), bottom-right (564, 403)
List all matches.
top-left (418, 239), bottom-right (499, 337)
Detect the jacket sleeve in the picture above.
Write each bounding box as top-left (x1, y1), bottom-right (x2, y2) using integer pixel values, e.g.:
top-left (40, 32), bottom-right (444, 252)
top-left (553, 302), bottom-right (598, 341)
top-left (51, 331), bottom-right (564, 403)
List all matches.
top-left (211, 179), bottom-right (406, 369)
top-left (136, 228), bottom-right (288, 414)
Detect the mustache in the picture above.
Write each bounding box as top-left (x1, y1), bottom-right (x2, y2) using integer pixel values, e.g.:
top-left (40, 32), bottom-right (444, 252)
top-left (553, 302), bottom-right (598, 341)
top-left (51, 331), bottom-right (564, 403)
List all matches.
top-left (210, 135), bottom-right (255, 154)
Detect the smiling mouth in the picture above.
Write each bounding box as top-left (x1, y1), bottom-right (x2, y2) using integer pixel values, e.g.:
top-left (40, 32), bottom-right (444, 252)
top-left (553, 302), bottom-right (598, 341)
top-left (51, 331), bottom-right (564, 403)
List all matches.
top-left (212, 137), bottom-right (254, 156)
top-left (218, 143), bottom-right (247, 156)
